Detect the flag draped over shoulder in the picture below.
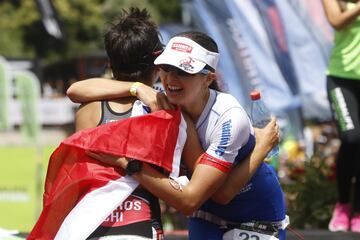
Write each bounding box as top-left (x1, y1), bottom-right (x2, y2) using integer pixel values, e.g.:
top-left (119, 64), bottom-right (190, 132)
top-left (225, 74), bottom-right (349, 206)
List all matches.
top-left (28, 108), bottom-right (187, 240)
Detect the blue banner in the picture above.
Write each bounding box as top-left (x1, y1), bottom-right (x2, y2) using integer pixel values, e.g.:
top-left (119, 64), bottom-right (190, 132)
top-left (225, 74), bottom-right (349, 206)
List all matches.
top-left (228, 0), bottom-right (304, 139)
top-left (275, 0), bottom-right (332, 121)
top-left (287, 0), bottom-right (333, 62)
top-left (225, 0), bottom-right (298, 113)
top-left (181, 0), bottom-right (335, 137)
top-left (187, 0), bottom-right (256, 107)
top-left (185, 0), bottom-right (306, 139)
top-left (252, 0), bottom-right (300, 96)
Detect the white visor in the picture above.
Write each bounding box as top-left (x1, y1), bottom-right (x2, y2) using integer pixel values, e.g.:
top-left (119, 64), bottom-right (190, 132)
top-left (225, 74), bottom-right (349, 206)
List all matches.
top-left (154, 36), bottom-right (220, 74)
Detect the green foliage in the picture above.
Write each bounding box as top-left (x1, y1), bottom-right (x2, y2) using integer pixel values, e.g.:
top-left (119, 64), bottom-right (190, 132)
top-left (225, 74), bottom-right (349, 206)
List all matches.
top-left (102, 0), bottom-right (161, 25)
top-left (148, 0), bottom-right (182, 24)
top-left (0, 1), bottom-right (39, 57)
top-left (0, 0), bottom-right (181, 62)
top-left (34, 0), bottom-right (105, 61)
top-left (284, 155), bottom-right (337, 229)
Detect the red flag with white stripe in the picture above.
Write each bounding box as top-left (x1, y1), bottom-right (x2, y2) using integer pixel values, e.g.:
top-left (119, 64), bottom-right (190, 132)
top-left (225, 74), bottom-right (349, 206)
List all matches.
top-left (28, 109), bottom-right (187, 240)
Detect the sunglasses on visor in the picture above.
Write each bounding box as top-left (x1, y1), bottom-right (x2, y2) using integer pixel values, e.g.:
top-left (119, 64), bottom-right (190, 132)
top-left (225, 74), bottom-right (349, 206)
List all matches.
top-left (159, 65), bottom-right (211, 76)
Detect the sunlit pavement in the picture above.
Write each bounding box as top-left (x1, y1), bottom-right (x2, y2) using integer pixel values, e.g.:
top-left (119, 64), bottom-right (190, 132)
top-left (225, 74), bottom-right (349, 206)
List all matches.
top-left (12, 230), bottom-right (360, 239)
top-left (164, 230), bottom-right (360, 240)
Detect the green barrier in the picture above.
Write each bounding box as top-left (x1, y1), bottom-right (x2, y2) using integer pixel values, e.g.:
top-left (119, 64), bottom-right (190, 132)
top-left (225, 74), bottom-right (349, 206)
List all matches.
top-left (0, 146), bottom-right (56, 232)
top-left (14, 71), bottom-right (41, 142)
top-left (0, 56), bottom-right (11, 131)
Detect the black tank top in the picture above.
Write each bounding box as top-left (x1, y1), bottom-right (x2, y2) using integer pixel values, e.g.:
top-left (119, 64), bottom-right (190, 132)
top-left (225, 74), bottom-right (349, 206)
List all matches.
top-left (88, 100), bottom-right (163, 239)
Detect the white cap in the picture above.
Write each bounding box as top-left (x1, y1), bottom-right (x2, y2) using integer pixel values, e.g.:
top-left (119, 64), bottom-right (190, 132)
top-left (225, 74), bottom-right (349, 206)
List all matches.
top-left (154, 36), bottom-right (220, 74)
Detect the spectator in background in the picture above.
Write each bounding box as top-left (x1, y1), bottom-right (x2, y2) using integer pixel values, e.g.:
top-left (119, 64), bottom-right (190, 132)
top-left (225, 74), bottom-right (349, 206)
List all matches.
top-left (322, 0), bottom-right (360, 233)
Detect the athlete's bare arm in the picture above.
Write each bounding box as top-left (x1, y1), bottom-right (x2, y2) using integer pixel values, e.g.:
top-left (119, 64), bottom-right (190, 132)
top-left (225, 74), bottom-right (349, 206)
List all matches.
top-left (181, 117), bottom-right (280, 205)
top-left (67, 79), bottom-right (133, 102)
top-left (74, 79), bottom-right (280, 210)
top-left (88, 117), bottom-right (279, 214)
top-left (67, 78), bottom-right (166, 111)
top-left (86, 115), bottom-right (227, 215)
top-left (211, 118), bottom-right (279, 204)
top-left (322, 0), bottom-right (360, 30)
top-left (75, 102), bottom-right (102, 131)
top-left (180, 113), bottom-right (204, 172)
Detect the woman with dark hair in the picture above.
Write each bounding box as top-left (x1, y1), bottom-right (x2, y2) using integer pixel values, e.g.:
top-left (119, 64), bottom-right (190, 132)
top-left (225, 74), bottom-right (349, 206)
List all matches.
top-left (322, 0), bottom-right (360, 233)
top-left (74, 8), bottom-right (166, 239)
top-left (68, 30), bottom-right (287, 240)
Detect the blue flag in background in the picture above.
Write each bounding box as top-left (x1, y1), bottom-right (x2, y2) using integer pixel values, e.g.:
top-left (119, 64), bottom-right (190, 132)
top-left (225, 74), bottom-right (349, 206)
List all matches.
top-left (275, 0), bottom-right (332, 121)
top-left (182, 0), bottom-right (335, 137)
top-left (183, 0), bottom-right (305, 139)
top-left (289, 0), bottom-right (333, 58)
top-left (252, 0), bottom-right (300, 96)
top-left (225, 0), bottom-right (297, 113)
top-left (228, 0), bottom-right (305, 139)
top-left (160, 24), bottom-right (191, 43)
top-left (296, 0), bottom-right (334, 76)
top-left (187, 0), bottom-right (257, 107)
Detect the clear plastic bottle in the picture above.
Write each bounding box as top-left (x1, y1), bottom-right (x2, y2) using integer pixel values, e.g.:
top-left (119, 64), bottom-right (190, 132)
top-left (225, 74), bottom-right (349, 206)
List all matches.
top-left (250, 90), bottom-right (279, 159)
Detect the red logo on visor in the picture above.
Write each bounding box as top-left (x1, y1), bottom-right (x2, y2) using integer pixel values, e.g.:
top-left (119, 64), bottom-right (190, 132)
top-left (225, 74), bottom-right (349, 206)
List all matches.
top-left (179, 57), bottom-right (195, 71)
top-left (171, 42), bottom-right (193, 53)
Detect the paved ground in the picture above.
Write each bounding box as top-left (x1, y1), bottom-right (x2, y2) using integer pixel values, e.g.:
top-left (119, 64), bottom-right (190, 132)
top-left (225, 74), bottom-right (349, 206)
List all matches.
top-left (14, 230), bottom-right (360, 239)
top-left (164, 230), bottom-right (360, 240)
top-left (0, 128), bottom-right (69, 146)
top-left (286, 230), bottom-right (360, 240)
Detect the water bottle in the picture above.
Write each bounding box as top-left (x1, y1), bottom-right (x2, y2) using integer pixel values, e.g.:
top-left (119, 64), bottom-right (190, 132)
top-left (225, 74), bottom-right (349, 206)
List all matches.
top-left (250, 90), bottom-right (279, 159)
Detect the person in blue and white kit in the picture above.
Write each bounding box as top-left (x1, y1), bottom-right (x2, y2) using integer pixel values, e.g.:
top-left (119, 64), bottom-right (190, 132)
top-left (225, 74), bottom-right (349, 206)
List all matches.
top-left (67, 31), bottom-right (287, 240)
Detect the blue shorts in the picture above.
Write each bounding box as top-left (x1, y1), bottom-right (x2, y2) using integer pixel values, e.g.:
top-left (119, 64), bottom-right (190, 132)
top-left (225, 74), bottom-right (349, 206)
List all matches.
top-left (189, 163), bottom-right (286, 240)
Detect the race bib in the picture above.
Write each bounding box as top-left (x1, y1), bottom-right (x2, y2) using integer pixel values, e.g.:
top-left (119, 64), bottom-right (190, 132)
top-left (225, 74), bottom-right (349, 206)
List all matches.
top-left (223, 228), bottom-right (279, 240)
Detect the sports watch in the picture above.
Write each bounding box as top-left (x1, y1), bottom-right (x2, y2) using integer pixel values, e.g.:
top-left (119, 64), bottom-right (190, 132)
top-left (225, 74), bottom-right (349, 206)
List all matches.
top-left (125, 159), bottom-right (143, 176)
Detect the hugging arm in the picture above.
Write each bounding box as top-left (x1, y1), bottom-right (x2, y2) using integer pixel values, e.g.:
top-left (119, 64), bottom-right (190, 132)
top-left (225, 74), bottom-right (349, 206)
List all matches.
top-left (211, 118), bottom-right (279, 204)
top-left (176, 115), bottom-right (279, 204)
top-left (89, 115), bottom-right (278, 215)
top-left (87, 114), bottom-right (227, 215)
top-left (134, 115), bottom-right (227, 215)
top-left (79, 83), bottom-right (279, 213)
top-left (89, 118), bottom-right (227, 216)
top-left (67, 79), bottom-right (134, 102)
top-left (322, 0), bottom-right (360, 30)
top-left (66, 78), bottom-right (170, 111)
